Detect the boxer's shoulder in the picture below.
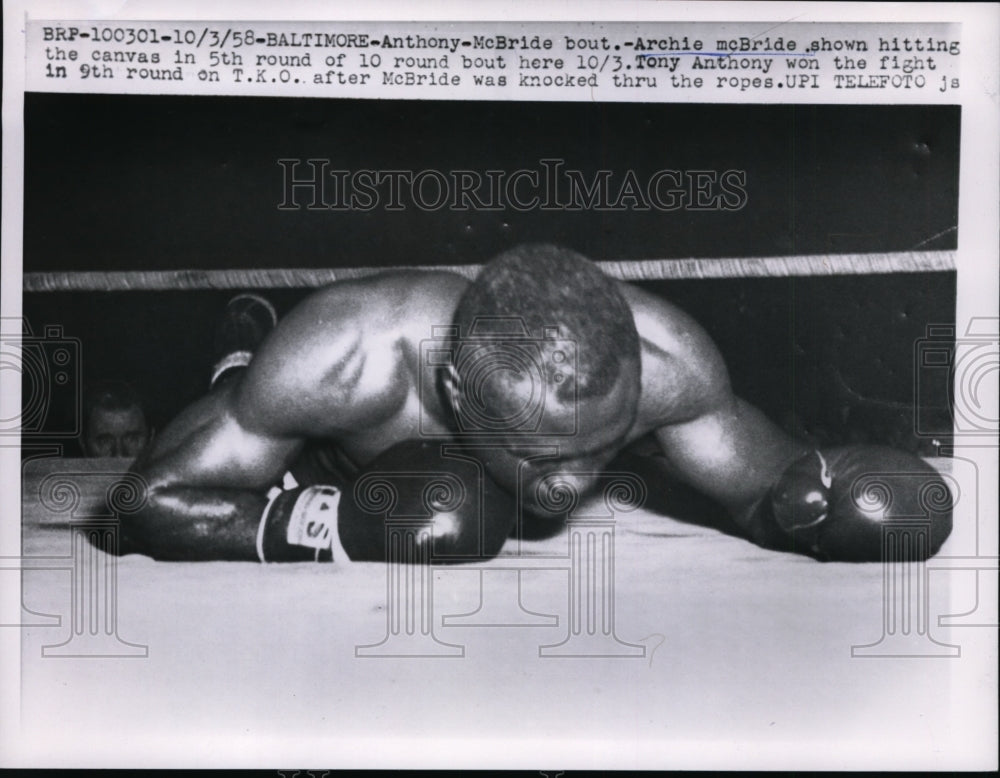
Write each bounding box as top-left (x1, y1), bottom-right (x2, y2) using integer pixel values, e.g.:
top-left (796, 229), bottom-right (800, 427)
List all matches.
top-left (232, 271), bottom-right (467, 436)
top-left (618, 282), bottom-right (711, 347)
top-left (293, 269), bottom-right (468, 328)
top-left (618, 282), bottom-right (732, 427)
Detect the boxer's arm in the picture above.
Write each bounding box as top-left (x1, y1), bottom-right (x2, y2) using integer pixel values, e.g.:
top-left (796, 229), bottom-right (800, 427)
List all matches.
top-left (124, 378), bottom-right (306, 560)
top-left (642, 310), bottom-right (951, 561)
top-left (624, 283), bottom-right (807, 536)
top-left (652, 393), bottom-right (807, 534)
top-left (124, 284), bottom-right (393, 560)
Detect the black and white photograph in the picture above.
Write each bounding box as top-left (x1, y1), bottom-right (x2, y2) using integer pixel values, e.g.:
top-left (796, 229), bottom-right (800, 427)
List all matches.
top-left (2, 3), bottom-right (997, 771)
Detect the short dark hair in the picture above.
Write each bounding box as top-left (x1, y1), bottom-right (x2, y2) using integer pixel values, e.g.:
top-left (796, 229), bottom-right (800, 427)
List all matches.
top-left (454, 244), bottom-right (640, 401)
top-left (83, 380), bottom-right (145, 425)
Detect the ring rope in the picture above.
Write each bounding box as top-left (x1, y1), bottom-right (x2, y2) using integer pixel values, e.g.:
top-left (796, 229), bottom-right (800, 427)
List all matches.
top-left (23, 251), bottom-right (955, 292)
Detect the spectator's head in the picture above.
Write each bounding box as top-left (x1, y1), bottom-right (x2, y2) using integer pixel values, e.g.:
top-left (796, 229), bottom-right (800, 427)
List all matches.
top-left (81, 380), bottom-right (152, 458)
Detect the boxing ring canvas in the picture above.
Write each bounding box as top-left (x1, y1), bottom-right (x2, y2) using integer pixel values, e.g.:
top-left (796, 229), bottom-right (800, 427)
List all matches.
top-left (9, 89), bottom-right (997, 769)
top-left (14, 452), bottom-right (991, 768)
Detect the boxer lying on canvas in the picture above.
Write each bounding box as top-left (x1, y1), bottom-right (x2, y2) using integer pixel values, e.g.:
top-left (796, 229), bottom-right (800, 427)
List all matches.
top-left (121, 245), bottom-right (952, 563)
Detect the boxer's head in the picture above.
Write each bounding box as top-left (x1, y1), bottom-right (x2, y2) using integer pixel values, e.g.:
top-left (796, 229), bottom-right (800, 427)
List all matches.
top-left (451, 244), bottom-right (641, 499)
top-left (81, 380), bottom-right (152, 458)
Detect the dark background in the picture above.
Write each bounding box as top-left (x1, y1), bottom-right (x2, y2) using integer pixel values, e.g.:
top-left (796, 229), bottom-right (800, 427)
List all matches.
top-left (21, 95), bottom-right (959, 454)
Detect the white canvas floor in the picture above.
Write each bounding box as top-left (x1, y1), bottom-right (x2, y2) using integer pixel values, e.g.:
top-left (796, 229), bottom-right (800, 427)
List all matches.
top-left (12, 457), bottom-right (998, 770)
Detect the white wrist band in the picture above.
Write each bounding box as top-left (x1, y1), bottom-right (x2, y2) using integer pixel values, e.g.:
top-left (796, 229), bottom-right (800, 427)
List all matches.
top-left (286, 486), bottom-right (342, 560)
top-left (210, 350), bottom-right (254, 388)
top-left (257, 484), bottom-right (349, 564)
top-left (256, 485), bottom-right (285, 564)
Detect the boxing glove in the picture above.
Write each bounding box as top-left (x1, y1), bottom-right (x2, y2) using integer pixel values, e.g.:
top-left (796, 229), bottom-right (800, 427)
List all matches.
top-left (256, 439), bottom-right (516, 563)
top-left (755, 445), bottom-right (952, 562)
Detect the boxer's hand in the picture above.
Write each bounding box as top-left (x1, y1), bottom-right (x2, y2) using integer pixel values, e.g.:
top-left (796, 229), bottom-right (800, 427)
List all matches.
top-left (257, 439), bottom-right (516, 563)
top-left (752, 446), bottom-right (952, 562)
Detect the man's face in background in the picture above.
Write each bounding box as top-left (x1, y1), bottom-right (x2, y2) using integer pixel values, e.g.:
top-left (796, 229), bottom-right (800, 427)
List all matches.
top-left (83, 404), bottom-right (151, 458)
